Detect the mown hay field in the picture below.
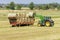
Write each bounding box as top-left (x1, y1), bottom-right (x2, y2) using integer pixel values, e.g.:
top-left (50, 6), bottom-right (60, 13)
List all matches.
top-left (0, 10), bottom-right (60, 40)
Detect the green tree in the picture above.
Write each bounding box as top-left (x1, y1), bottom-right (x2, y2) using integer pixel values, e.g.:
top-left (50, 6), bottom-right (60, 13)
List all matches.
top-left (39, 4), bottom-right (49, 10)
top-left (9, 2), bottom-right (15, 10)
top-left (38, 6), bottom-right (41, 10)
top-left (29, 2), bottom-right (34, 10)
top-left (48, 3), bottom-right (58, 9)
top-left (57, 5), bottom-right (60, 10)
top-left (16, 4), bottom-right (22, 10)
top-left (6, 5), bottom-right (10, 9)
top-left (38, 4), bottom-right (43, 10)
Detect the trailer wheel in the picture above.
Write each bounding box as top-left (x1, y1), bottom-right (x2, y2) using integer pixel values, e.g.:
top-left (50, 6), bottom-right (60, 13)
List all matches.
top-left (16, 24), bottom-right (19, 27)
top-left (12, 25), bottom-right (15, 27)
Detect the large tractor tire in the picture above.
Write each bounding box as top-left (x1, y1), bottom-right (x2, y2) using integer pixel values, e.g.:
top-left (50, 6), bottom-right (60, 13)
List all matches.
top-left (45, 20), bottom-right (54, 27)
top-left (45, 21), bottom-right (51, 27)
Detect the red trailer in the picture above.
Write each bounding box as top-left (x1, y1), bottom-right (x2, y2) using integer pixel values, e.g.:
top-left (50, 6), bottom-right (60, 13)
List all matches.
top-left (8, 13), bottom-right (35, 27)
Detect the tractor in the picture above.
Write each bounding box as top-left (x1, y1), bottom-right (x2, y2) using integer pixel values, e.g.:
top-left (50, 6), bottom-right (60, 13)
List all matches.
top-left (34, 13), bottom-right (54, 27)
top-left (8, 12), bottom-right (54, 27)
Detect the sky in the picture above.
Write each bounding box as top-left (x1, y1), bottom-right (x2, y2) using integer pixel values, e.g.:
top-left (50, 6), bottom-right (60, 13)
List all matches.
top-left (0, 0), bottom-right (60, 4)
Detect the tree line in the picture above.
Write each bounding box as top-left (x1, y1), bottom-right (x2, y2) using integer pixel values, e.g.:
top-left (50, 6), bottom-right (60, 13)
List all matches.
top-left (2, 2), bottom-right (60, 10)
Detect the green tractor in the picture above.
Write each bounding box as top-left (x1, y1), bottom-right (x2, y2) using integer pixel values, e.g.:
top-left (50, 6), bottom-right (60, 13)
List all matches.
top-left (34, 13), bottom-right (54, 27)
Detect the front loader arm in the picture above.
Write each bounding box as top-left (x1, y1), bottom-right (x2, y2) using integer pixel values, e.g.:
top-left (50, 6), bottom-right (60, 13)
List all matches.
top-left (35, 14), bottom-right (44, 21)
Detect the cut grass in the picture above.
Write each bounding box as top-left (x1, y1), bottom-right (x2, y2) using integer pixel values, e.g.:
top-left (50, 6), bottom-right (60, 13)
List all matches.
top-left (0, 26), bottom-right (60, 40)
top-left (0, 10), bottom-right (60, 40)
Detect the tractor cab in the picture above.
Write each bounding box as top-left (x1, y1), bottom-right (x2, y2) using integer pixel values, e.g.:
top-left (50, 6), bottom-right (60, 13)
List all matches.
top-left (44, 16), bottom-right (51, 20)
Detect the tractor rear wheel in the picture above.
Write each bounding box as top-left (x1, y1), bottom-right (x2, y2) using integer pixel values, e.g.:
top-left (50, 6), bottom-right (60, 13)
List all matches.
top-left (45, 21), bottom-right (51, 27)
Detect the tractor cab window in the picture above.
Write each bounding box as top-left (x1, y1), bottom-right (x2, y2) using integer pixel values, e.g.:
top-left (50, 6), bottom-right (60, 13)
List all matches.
top-left (44, 16), bottom-right (51, 20)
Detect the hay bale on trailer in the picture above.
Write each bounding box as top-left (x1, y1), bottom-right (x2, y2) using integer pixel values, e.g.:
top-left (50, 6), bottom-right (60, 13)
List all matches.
top-left (8, 13), bottom-right (18, 19)
top-left (8, 12), bottom-right (35, 27)
top-left (26, 12), bottom-right (36, 18)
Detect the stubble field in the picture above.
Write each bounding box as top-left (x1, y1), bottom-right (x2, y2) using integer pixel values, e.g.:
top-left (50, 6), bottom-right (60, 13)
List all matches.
top-left (0, 10), bottom-right (60, 40)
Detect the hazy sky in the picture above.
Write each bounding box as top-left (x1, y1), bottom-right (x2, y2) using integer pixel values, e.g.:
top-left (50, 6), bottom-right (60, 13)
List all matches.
top-left (0, 0), bottom-right (60, 4)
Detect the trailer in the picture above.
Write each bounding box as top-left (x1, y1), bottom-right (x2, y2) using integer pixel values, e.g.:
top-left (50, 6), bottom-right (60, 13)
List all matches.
top-left (8, 12), bottom-right (35, 27)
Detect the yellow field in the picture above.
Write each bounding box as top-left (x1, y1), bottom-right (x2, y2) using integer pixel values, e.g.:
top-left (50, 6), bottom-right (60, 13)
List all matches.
top-left (0, 10), bottom-right (60, 40)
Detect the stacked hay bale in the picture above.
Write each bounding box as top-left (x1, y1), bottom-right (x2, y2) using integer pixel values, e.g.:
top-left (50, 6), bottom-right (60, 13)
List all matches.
top-left (26, 12), bottom-right (34, 18)
top-left (18, 12), bottom-right (35, 25)
top-left (8, 13), bottom-right (17, 19)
